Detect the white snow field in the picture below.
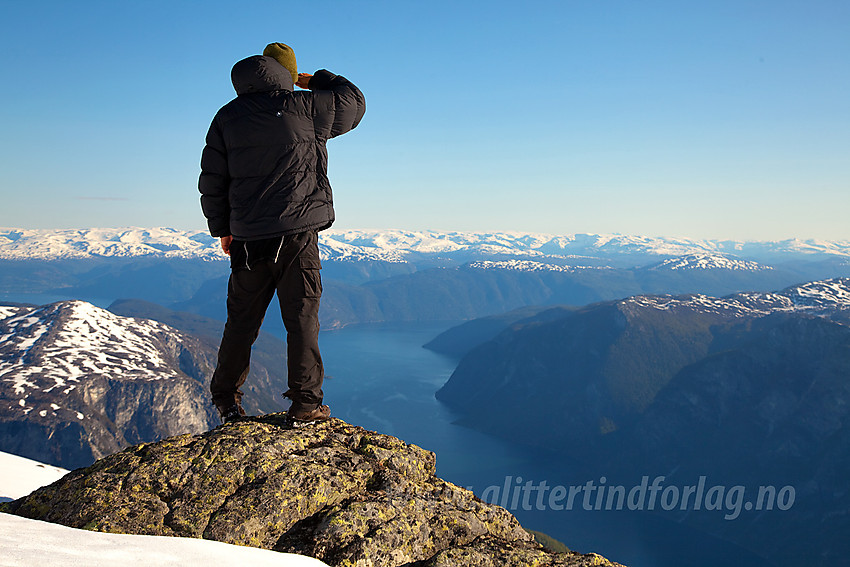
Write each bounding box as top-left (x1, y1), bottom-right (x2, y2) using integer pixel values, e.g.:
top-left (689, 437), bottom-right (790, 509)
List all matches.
top-left (3, 226), bottom-right (850, 262)
top-left (0, 451), bottom-right (68, 500)
top-left (0, 451), bottom-right (329, 567)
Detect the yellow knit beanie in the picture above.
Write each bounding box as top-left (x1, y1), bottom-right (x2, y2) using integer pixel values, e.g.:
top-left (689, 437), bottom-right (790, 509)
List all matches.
top-left (263, 42), bottom-right (298, 84)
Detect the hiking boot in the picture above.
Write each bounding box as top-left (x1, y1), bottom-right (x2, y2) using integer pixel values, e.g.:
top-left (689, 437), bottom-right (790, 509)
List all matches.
top-left (285, 404), bottom-right (330, 428)
top-left (218, 403), bottom-right (246, 424)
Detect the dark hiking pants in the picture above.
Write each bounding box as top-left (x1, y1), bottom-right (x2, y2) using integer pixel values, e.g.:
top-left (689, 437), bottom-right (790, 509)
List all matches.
top-left (210, 230), bottom-right (324, 413)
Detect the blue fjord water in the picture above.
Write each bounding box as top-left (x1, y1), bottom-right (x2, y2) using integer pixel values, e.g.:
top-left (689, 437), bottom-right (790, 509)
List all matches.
top-left (315, 322), bottom-right (776, 567)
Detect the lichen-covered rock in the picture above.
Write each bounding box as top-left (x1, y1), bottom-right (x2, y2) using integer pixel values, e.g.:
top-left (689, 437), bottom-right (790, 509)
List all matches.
top-left (422, 536), bottom-right (618, 567)
top-left (4, 413), bottom-right (623, 567)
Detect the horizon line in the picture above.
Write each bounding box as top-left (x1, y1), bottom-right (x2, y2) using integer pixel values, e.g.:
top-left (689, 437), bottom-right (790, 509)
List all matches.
top-left (1, 225), bottom-right (849, 245)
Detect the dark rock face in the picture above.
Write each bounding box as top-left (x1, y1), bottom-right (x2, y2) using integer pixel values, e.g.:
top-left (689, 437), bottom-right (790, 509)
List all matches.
top-left (4, 415), bottom-right (622, 567)
top-left (619, 314), bottom-right (850, 566)
top-left (434, 283), bottom-right (850, 567)
top-left (436, 301), bottom-right (728, 455)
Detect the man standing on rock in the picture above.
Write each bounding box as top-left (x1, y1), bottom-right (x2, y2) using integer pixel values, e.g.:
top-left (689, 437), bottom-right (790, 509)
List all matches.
top-left (198, 42), bottom-right (365, 426)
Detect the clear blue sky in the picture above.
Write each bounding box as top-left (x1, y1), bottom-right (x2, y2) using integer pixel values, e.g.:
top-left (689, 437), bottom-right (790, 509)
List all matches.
top-left (1, 0), bottom-right (848, 240)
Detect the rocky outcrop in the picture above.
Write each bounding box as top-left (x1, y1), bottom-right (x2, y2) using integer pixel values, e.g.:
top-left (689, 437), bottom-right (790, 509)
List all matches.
top-left (4, 414), bottom-right (622, 567)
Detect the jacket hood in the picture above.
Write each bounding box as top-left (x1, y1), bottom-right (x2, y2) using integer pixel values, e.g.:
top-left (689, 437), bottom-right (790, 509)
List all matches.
top-left (231, 55), bottom-right (293, 95)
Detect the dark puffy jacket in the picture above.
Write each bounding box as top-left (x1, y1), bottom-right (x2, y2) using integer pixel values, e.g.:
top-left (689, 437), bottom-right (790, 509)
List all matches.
top-left (199, 55), bottom-right (365, 239)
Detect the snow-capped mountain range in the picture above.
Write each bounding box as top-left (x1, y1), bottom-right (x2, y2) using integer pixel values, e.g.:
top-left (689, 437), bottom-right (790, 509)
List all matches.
top-left (468, 254), bottom-right (773, 273)
top-left (467, 260), bottom-right (614, 272)
top-left (2, 227), bottom-right (850, 265)
top-left (625, 278), bottom-right (850, 319)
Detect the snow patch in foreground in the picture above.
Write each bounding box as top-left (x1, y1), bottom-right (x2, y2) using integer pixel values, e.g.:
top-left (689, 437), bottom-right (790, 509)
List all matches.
top-left (0, 451), bottom-right (68, 501)
top-left (0, 514), bottom-right (329, 566)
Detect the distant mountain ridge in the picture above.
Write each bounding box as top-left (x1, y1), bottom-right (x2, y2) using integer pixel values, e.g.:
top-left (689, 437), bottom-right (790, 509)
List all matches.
top-left (4, 227), bottom-right (850, 331)
top-left (623, 278), bottom-right (850, 319)
top-left (0, 228), bottom-right (223, 261)
top-left (642, 253), bottom-right (772, 272)
top-left (3, 227), bottom-right (850, 264)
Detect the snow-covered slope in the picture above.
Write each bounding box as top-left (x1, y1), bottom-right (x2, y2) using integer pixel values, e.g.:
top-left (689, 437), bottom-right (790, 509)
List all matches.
top-left (0, 451), bottom-right (67, 501)
top-left (0, 301), bottom-right (218, 468)
top-left (0, 452), bottom-right (328, 566)
top-left (1, 301), bottom-right (186, 409)
top-left (3, 227), bottom-right (850, 263)
top-left (643, 253), bottom-right (772, 272)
